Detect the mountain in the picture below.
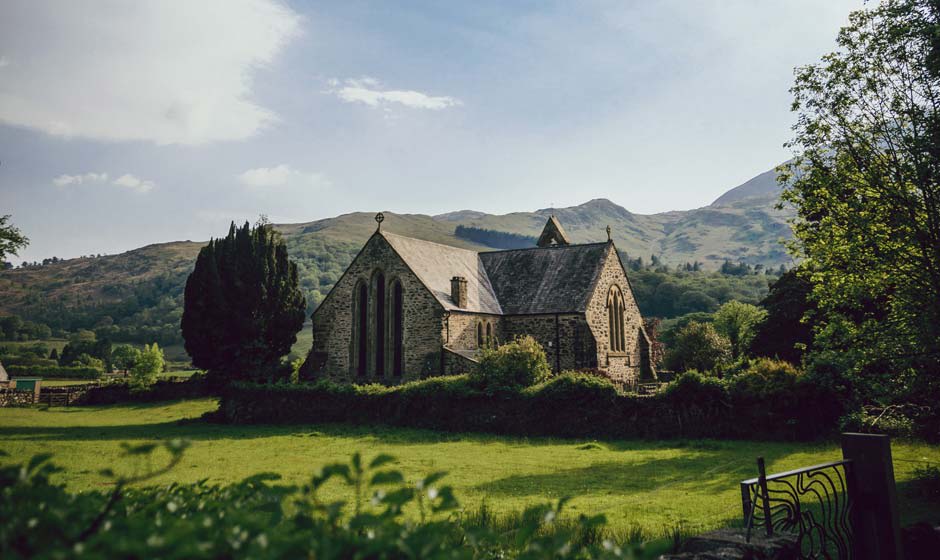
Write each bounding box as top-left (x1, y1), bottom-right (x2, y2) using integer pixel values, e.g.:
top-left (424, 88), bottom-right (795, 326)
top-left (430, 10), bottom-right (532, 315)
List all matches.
top-left (710, 168), bottom-right (781, 206)
top-left (0, 165), bottom-right (795, 337)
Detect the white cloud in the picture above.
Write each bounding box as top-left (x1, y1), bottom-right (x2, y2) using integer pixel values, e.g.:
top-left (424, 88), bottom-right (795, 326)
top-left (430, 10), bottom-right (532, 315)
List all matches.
top-left (52, 172), bottom-right (109, 187)
top-left (113, 174), bottom-right (156, 193)
top-left (237, 164), bottom-right (330, 189)
top-left (53, 171), bottom-right (154, 193)
top-left (326, 78), bottom-right (462, 110)
top-left (0, 1), bottom-right (301, 145)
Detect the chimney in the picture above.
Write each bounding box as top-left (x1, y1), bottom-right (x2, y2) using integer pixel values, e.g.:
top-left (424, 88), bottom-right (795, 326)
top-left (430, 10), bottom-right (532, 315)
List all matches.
top-left (450, 276), bottom-right (468, 308)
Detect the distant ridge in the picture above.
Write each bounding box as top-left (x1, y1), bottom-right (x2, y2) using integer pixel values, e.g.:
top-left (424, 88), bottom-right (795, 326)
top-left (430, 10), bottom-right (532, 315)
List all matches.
top-left (711, 168), bottom-right (780, 207)
top-left (0, 163), bottom-right (796, 320)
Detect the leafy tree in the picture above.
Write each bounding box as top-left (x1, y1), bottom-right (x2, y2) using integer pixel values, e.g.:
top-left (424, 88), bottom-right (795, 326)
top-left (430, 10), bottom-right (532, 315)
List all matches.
top-left (663, 321), bottom-right (731, 374)
top-left (130, 343), bottom-right (164, 391)
top-left (713, 301), bottom-right (767, 359)
top-left (181, 221), bottom-right (306, 385)
top-left (111, 344), bottom-right (141, 373)
top-left (48, 348), bottom-right (58, 362)
top-left (73, 353), bottom-right (105, 371)
top-left (782, 0), bottom-right (940, 400)
top-left (0, 215), bottom-right (28, 262)
top-left (749, 269), bottom-right (815, 364)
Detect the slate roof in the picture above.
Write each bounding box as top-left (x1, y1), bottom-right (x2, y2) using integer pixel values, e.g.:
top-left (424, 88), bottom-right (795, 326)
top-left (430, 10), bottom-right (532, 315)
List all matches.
top-left (383, 230), bottom-right (611, 316)
top-left (479, 243), bottom-right (610, 314)
top-left (382, 232), bottom-right (503, 314)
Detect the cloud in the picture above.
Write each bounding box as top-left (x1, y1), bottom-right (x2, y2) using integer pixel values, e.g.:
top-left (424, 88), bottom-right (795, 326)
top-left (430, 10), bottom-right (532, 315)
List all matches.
top-left (53, 172), bottom-right (154, 193)
top-left (112, 174), bottom-right (156, 193)
top-left (52, 172), bottom-right (109, 187)
top-left (236, 164), bottom-right (330, 189)
top-left (0, 1), bottom-right (301, 145)
top-left (0, 56), bottom-right (9, 68)
top-left (326, 77), bottom-right (462, 110)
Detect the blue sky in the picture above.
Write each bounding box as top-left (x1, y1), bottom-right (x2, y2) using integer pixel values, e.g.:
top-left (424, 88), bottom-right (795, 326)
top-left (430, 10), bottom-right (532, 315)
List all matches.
top-left (0, 0), bottom-right (864, 264)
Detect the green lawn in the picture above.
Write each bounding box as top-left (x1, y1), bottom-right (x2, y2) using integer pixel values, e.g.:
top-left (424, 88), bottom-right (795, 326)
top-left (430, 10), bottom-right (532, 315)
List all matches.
top-left (1, 399), bottom-right (938, 535)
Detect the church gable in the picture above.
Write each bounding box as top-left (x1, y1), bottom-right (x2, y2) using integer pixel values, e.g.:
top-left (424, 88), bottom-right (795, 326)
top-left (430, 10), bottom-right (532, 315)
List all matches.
top-left (309, 230), bottom-right (445, 382)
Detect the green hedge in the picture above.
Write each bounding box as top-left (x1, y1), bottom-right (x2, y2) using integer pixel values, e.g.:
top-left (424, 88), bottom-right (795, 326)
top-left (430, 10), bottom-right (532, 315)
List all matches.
top-left (6, 364), bottom-right (101, 379)
top-left (80, 376), bottom-right (210, 405)
top-left (0, 355), bottom-right (58, 368)
top-left (220, 371), bottom-right (845, 441)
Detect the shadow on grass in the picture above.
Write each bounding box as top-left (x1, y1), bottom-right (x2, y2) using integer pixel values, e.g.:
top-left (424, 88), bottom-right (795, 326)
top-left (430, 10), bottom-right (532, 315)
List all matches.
top-left (474, 453), bottom-right (769, 498)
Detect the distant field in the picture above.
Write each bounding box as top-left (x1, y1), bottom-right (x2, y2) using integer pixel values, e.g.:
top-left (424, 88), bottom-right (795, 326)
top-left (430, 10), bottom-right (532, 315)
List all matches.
top-left (1, 400), bottom-right (938, 534)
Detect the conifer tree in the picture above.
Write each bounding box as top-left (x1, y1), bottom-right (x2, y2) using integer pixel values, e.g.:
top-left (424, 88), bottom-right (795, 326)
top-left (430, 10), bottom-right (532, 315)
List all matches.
top-left (181, 221), bottom-right (306, 385)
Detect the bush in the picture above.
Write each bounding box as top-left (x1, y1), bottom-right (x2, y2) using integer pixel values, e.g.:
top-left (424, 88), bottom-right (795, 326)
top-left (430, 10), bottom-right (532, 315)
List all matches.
top-left (222, 368), bottom-right (843, 441)
top-left (5, 364), bottom-right (101, 379)
top-left (663, 321), bottom-right (731, 374)
top-left (129, 343), bottom-right (164, 392)
top-left (725, 358), bottom-right (802, 399)
top-left (472, 335), bottom-right (551, 390)
top-left (0, 445), bottom-right (660, 559)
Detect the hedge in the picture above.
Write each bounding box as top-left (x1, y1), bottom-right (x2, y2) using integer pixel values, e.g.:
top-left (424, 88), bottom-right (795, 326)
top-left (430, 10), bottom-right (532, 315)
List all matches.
top-left (220, 372), bottom-right (845, 441)
top-left (6, 364), bottom-right (101, 379)
top-left (80, 376), bottom-right (211, 405)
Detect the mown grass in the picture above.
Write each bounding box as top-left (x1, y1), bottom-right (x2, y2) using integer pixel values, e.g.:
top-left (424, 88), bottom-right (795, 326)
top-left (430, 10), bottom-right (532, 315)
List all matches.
top-left (1, 399), bottom-right (938, 535)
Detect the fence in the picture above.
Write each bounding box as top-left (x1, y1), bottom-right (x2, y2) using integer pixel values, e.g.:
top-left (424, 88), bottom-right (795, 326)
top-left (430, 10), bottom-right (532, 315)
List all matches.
top-left (739, 433), bottom-right (902, 560)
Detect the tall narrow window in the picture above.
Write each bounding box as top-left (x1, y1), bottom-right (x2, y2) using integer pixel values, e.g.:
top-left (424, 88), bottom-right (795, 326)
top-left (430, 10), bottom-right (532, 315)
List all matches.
top-left (477, 322), bottom-right (484, 348)
top-left (485, 323), bottom-right (492, 346)
top-left (607, 286), bottom-right (626, 353)
top-left (374, 271), bottom-right (386, 376)
top-left (356, 282), bottom-right (367, 376)
top-left (392, 280), bottom-right (404, 377)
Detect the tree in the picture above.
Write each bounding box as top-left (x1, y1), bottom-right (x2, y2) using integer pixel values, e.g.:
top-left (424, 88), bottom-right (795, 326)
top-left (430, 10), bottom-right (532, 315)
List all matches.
top-left (782, 0), bottom-right (940, 400)
top-left (181, 221), bottom-right (306, 385)
top-left (749, 269), bottom-right (815, 364)
top-left (0, 215), bottom-right (28, 262)
top-left (130, 343), bottom-right (164, 391)
top-left (111, 344), bottom-right (141, 373)
top-left (713, 301), bottom-right (767, 359)
top-left (663, 321), bottom-right (731, 374)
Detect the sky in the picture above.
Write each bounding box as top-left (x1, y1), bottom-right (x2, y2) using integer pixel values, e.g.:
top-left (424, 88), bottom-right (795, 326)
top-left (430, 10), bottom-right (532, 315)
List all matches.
top-left (0, 0), bottom-right (865, 264)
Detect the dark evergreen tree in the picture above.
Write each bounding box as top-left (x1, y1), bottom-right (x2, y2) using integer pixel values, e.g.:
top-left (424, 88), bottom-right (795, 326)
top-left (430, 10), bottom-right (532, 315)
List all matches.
top-left (181, 221), bottom-right (306, 385)
top-left (749, 269), bottom-right (815, 364)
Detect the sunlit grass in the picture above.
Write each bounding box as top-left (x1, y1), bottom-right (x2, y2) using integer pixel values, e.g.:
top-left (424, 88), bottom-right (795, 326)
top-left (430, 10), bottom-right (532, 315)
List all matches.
top-left (1, 399), bottom-right (937, 534)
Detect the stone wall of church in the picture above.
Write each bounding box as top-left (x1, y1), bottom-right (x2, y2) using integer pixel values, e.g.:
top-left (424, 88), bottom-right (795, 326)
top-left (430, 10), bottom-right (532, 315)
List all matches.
top-left (445, 312), bottom-right (502, 351)
top-left (304, 233), bottom-right (445, 384)
top-left (501, 313), bottom-right (591, 373)
top-left (584, 243), bottom-right (652, 385)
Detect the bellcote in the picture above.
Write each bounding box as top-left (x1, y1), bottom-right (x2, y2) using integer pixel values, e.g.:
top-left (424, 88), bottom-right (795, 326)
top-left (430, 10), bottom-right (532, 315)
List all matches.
top-left (536, 215), bottom-right (572, 247)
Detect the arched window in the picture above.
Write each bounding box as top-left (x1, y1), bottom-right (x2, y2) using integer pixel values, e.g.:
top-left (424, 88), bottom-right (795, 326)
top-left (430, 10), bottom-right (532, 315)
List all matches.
top-left (607, 286), bottom-right (626, 353)
top-left (392, 280), bottom-right (404, 377)
top-left (355, 282), bottom-right (368, 376)
top-left (477, 322), bottom-right (484, 348)
top-left (486, 322), bottom-right (493, 346)
top-left (374, 271), bottom-right (386, 376)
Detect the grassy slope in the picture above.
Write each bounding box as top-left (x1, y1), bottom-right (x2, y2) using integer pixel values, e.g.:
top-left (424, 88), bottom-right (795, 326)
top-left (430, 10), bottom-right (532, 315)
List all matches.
top-left (1, 400), bottom-right (937, 534)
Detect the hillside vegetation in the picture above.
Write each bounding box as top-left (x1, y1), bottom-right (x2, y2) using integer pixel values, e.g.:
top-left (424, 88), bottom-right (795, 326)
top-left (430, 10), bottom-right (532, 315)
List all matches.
top-left (0, 166), bottom-right (789, 346)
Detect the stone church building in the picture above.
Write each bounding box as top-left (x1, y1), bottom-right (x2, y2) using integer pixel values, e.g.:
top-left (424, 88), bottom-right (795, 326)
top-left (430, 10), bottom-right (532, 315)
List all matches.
top-left (302, 214), bottom-right (655, 386)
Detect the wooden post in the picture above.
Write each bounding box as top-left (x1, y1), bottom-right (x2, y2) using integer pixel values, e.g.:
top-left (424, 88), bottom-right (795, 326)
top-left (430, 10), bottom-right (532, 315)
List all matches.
top-left (841, 433), bottom-right (902, 560)
top-left (756, 456), bottom-right (773, 537)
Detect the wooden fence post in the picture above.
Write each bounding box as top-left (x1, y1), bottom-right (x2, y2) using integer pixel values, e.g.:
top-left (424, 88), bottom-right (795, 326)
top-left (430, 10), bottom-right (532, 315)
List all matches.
top-left (841, 433), bottom-right (902, 560)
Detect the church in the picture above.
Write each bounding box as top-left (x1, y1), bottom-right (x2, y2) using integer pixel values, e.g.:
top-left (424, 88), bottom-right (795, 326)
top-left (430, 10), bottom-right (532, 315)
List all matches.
top-left (301, 214), bottom-right (656, 386)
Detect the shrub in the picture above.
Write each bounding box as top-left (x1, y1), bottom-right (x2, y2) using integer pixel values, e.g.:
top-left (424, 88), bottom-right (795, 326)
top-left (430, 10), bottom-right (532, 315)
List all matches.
top-left (5, 364), bottom-right (101, 379)
top-left (129, 343), bottom-right (164, 392)
top-left (472, 335), bottom-right (551, 390)
top-left (1, 445), bottom-right (659, 559)
top-left (663, 321), bottom-right (731, 374)
top-left (726, 358), bottom-right (802, 399)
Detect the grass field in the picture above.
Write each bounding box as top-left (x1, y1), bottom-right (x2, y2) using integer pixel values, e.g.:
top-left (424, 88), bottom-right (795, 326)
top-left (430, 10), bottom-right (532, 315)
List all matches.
top-left (1, 399), bottom-right (938, 535)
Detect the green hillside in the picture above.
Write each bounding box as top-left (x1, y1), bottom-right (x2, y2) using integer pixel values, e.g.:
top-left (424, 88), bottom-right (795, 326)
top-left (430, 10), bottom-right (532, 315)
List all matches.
top-left (0, 166), bottom-right (793, 348)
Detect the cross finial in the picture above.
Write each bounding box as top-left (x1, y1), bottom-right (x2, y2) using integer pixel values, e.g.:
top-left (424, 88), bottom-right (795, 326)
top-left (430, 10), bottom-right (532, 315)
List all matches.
top-left (375, 212), bottom-right (385, 231)
top-left (606, 225), bottom-right (612, 242)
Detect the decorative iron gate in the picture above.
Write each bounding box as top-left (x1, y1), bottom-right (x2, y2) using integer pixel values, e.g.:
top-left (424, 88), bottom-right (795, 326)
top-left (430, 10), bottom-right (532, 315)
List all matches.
top-left (741, 457), bottom-right (855, 559)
